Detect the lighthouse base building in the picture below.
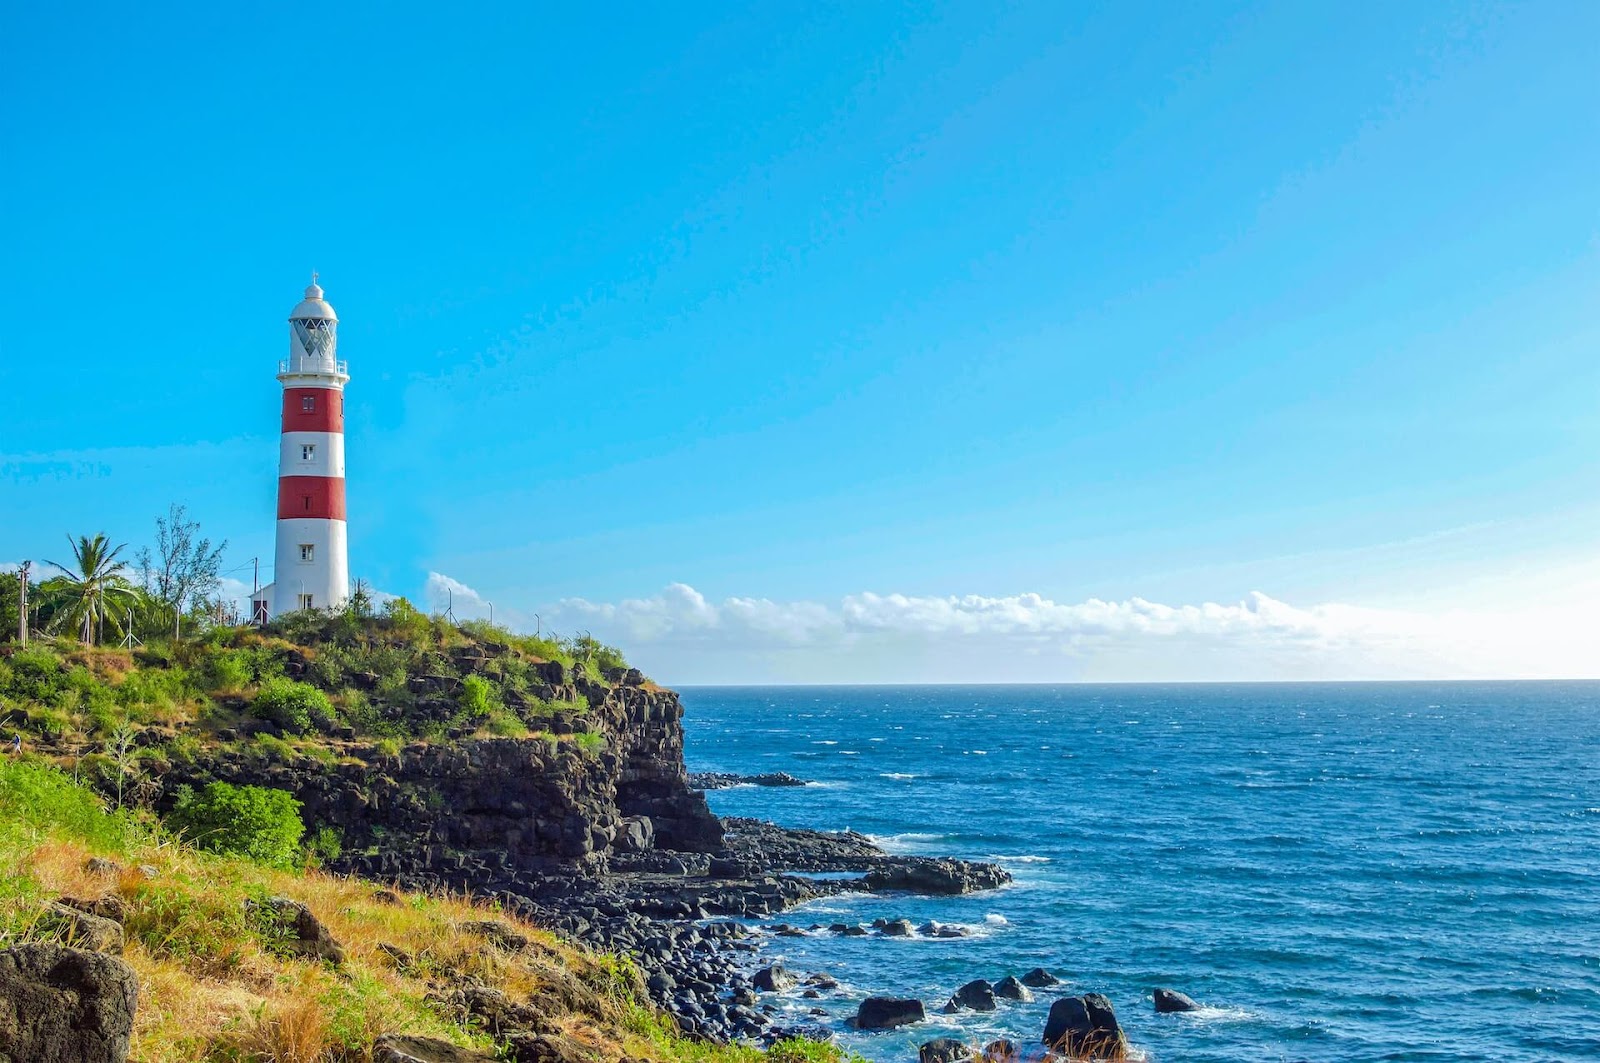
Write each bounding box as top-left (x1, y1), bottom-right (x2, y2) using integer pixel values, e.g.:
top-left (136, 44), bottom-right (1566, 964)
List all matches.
top-left (252, 278), bottom-right (351, 621)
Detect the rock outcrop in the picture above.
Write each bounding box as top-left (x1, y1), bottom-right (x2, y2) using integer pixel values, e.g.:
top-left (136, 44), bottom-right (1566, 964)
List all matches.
top-left (0, 944), bottom-right (139, 1063)
top-left (920, 1037), bottom-right (973, 1063)
top-left (1041, 993), bottom-right (1128, 1058)
top-left (245, 897), bottom-right (345, 964)
top-left (946, 978), bottom-right (998, 1012)
top-left (1153, 987), bottom-right (1201, 1013)
top-left (856, 996), bottom-right (926, 1030)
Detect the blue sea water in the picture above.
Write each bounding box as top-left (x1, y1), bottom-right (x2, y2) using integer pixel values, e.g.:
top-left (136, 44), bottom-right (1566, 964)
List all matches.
top-left (679, 683), bottom-right (1600, 1062)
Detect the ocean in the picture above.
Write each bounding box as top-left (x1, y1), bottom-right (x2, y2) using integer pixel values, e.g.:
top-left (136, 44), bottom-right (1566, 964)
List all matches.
top-left (678, 683), bottom-right (1600, 1062)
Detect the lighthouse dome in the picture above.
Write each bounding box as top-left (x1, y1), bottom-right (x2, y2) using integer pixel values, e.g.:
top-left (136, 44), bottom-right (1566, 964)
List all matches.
top-left (289, 280), bottom-right (338, 322)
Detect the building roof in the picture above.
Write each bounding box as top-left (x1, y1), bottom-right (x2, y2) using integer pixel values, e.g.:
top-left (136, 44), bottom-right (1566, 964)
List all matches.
top-left (289, 279), bottom-right (338, 322)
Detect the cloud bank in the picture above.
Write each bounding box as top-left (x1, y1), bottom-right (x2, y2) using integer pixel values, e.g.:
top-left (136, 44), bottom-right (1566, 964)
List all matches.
top-left (426, 580), bottom-right (1595, 685)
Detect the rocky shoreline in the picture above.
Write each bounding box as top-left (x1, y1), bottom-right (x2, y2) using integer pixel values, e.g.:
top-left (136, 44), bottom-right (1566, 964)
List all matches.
top-left (417, 814), bottom-right (1014, 1044)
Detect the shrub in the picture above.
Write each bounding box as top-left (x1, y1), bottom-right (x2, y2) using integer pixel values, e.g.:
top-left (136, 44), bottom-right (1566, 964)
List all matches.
top-left (165, 781), bottom-right (305, 868)
top-left (458, 675), bottom-right (497, 718)
top-left (4, 648), bottom-right (68, 704)
top-left (0, 758), bottom-right (143, 852)
top-left (304, 825), bottom-right (343, 867)
top-left (201, 650), bottom-right (253, 693)
top-left (252, 678), bottom-right (333, 735)
top-left (571, 730), bottom-right (606, 758)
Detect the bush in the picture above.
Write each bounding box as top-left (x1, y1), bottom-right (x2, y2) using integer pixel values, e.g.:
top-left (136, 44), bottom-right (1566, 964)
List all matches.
top-left (201, 650), bottom-right (252, 693)
top-left (458, 675), bottom-right (497, 718)
top-left (0, 758), bottom-right (143, 852)
top-left (166, 782), bottom-right (305, 868)
top-left (252, 677), bottom-right (333, 735)
top-left (304, 825), bottom-right (342, 867)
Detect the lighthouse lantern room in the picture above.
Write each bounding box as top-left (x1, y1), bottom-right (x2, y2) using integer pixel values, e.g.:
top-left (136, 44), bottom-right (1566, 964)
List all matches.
top-left (253, 276), bottom-right (350, 620)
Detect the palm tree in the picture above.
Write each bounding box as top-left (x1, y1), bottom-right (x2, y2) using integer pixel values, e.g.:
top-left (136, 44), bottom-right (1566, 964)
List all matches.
top-left (46, 533), bottom-right (135, 645)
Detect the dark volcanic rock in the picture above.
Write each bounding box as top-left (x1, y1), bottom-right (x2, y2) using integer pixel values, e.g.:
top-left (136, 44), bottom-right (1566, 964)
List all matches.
top-left (920, 1037), bottom-right (973, 1063)
top-left (880, 919), bottom-right (916, 937)
top-left (857, 996), bottom-right (926, 1030)
top-left (373, 1033), bottom-right (496, 1061)
top-left (245, 897), bottom-right (345, 963)
top-left (461, 920), bottom-right (529, 952)
top-left (994, 976), bottom-right (1033, 1002)
top-left (1153, 987), bottom-right (1201, 1013)
top-left (42, 901), bottom-right (124, 954)
top-left (864, 858), bottom-right (1010, 895)
top-left (947, 979), bottom-right (997, 1012)
top-left (1020, 967), bottom-right (1061, 988)
top-left (982, 1039), bottom-right (1019, 1063)
top-left (689, 772), bottom-right (809, 790)
top-left (1041, 993), bottom-right (1128, 1058)
top-left (752, 963), bottom-right (796, 992)
top-left (0, 943), bottom-right (139, 1063)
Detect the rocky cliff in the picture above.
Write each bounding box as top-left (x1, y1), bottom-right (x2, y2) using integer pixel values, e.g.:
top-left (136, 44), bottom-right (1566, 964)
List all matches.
top-left (160, 666), bottom-right (725, 889)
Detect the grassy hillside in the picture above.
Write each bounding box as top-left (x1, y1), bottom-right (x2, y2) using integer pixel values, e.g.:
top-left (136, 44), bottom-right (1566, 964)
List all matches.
top-left (0, 755), bottom-right (850, 1063)
top-left (0, 604), bottom-right (640, 789)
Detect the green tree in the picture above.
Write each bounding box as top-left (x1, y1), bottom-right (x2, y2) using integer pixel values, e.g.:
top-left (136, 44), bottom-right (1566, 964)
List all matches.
top-left (166, 781), bottom-right (305, 867)
top-left (0, 571), bottom-right (19, 644)
top-left (136, 504), bottom-right (227, 640)
top-left (46, 534), bottom-right (135, 645)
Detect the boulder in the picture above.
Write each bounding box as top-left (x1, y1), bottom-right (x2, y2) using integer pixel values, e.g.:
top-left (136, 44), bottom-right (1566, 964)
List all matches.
top-left (245, 896), bottom-right (345, 963)
top-left (920, 1037), bottom-right (973, 1063)
top-left (56, 896), bottom-right (127, 925)
top-left (752, 964), bottom-right (796, 992)
top-left (0, 943), bottom-right (139, 1063)
top-left (947, 979), bottom-right (997, 1012)
top-left (1041, 994), bottom-right (1127, 1058)
top-left (461, 920), bottom-right (529, 952)
top-left (82, 857), bottom-right (123, 877)
top-left (617, 816), bottom-right (655, 852)
top-left (864, 859), bottom-right (1010, 895)
top-left (373, 1033), bottom-right (497, 1062)
top-left (1153, 987), bottom-right (1201, 1013)
top-left (994, 976), bottom-right (1033, 1002)
top-left (982, 1040), bottom-right (1019, 1063)
top-left (804, 973), bottom-right (839, 990)
top-left (42, 902), bottom-right (125, 954)
top-left (880, 919), bottom-right (916, 937)
top-left (1019, 967), bottom-right (1060, 988)
top-left (856, 996), bottom-right (925, 1030)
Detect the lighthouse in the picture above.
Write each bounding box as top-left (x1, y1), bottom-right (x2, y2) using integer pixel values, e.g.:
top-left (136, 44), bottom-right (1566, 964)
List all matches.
top-left (253, 276), bottom-right (350, 620)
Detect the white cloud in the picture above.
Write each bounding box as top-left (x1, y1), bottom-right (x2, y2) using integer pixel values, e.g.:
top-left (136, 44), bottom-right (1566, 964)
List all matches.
top-left (424, 571), bottom-right (517, 625)
top-left (530, 583), bottom-right (1600, 684)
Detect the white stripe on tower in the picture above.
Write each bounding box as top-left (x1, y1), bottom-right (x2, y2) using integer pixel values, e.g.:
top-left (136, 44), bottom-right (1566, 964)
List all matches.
top-left (270, 277), bottom-right (350, 618)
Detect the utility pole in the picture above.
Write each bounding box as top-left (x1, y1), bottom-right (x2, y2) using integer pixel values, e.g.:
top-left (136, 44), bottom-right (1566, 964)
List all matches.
top-left (16, 561), bottom-right (29, 647)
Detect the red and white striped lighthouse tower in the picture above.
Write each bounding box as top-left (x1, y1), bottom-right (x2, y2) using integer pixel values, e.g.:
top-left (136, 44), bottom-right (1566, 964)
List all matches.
top-left (257, 276), bottom-right (350, 619)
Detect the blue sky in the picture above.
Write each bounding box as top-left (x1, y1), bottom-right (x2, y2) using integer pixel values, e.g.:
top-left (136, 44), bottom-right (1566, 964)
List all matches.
top-left (2, 2), bottom-right (1597, 681)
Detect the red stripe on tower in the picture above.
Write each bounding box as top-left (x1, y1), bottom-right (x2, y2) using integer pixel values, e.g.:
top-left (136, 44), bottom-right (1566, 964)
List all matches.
top-left (280, 387), bottom-right (345, 433)
top-left (276, 476), bottom-right (348, 520)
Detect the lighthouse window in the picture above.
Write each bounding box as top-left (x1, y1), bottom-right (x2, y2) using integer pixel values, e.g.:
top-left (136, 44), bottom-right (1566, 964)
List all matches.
top-left (301, 444), bottom-right (316, 461)
top-left (299, 544), bottom-right (315, 562)
top-left (303, 495), bottom-right (312, 512)
top-left (301, 395), bottom-right (316, 412)
top-left (298, 594), bottom-right (314, 611)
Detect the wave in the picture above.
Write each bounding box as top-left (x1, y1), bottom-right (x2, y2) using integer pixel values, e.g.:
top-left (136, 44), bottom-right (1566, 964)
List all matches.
top-left (868, 831), bottom-right (948, 851)
top-left (990, 854), bottom-right (1052, 864)
top-left (880, 772), bottom-right (918, 780)
top-left (984, 913), bottom-right (1008, 925)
